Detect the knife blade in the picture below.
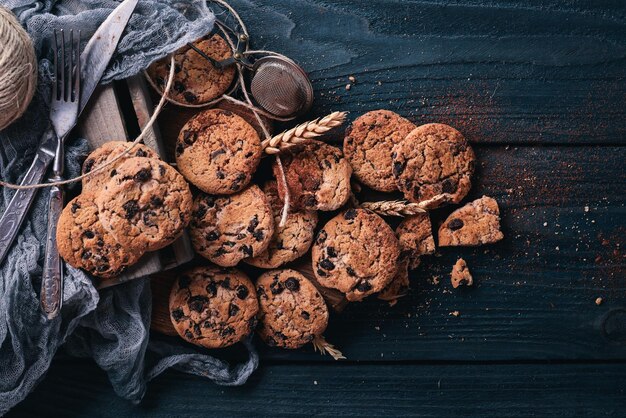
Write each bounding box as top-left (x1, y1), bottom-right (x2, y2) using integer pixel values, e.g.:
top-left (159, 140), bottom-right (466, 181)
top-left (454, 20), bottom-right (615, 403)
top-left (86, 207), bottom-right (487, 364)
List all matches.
top-left (0, 0), bottom-right (139, 266)
top-left (79, 0), bottom-right (138, 117)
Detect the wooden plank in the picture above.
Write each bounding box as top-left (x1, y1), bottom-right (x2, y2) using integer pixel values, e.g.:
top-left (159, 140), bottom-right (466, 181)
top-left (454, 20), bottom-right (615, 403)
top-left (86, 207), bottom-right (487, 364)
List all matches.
top-left (224, 0), bottom-right (626, 145)
top-left (126, 76), bottom-right (167, 158)
top-left (77, 85), bottom-right (163, 283)
top-left (8, 359), bottom-right (626, 417)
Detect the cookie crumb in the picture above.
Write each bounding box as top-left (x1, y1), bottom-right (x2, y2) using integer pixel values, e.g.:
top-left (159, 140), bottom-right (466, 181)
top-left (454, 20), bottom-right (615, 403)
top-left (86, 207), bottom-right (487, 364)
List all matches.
top-left (451, 258), bottom-right (473, 288)
top-left (450, 310), bottom-right (460, 317)
top-left (345, 84), bottom-right (351, 91)
top-left (584, 206), bottom-right (590, 213)
top-left (595, 297), bottom-right (603, 306)
top-left (348, 76), bottom-right (356, 83)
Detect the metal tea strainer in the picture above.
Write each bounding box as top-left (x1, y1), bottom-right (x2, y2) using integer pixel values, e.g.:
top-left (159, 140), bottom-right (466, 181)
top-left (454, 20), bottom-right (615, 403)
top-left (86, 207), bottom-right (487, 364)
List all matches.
top-left (185, 0), bottom-right (314, 120)
top-left (249, 56), bottom-right (314, 118)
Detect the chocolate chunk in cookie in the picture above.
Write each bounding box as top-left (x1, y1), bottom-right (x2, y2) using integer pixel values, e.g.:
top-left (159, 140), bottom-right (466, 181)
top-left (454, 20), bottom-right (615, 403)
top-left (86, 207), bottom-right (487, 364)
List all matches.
top-left (175, 109), bottom-right (262, 195)
top-left (190, 185), bottom-right (274, 267)
top-left (245, 181), bottom-right (318, 269)
top-left (273, 140), bottom-right (352, 211)
top-left (451, 258), bottom-right (473, 288)
top-left (169, 266), bottom-right (258, 349)
top-left (343, 110), bottom-right (416, 192)
top-left (312, 208), bottom-right (400, 301)
top-left (391, 123), bottom-right (475, 208)
top-left (396, 212), bottom-right (436, 269)
top-left (438, 196), bottom-right (504, 246)
top-left (377, 256), bottom-right (410, 307)
top-left (256, 269), bottom-right (329, 349)
top-left (96, 157), bottom-right (193, 253)
top-left (81, 141), bottom-right (159, 193)
top-left (146, 34), bottom-right (236, 105)
top-left (57, 194), bottom-right (143, 278)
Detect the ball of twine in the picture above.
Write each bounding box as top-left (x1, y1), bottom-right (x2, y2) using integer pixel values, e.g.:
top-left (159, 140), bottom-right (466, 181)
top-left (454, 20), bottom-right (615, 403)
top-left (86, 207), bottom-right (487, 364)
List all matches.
top-left (0, 6), bottom-right (37, 132)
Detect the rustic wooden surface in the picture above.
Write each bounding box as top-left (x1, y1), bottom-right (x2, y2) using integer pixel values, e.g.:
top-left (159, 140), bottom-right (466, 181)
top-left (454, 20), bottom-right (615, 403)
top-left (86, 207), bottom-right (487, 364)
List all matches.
top-left (9, 0), bottom-right (626, 416)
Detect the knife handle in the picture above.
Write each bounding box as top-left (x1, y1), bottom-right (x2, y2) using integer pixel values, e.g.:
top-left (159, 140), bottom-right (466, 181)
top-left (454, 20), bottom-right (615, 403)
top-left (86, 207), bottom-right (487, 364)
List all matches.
top-left (0, 128), bottom-right (56, 265)
top-left (41, 183), bottom-right (64, 319)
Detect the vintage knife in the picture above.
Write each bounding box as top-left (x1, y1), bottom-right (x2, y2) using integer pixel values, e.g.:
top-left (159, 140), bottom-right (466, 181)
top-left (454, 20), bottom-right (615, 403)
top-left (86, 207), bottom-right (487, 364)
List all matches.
top-left (0, 0), bottom-right (139, 267)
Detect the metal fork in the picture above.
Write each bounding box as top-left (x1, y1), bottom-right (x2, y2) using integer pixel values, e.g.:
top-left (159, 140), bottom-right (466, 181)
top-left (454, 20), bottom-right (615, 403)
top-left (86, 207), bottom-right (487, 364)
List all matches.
top-left (41, 29), bottom-right (81, 319)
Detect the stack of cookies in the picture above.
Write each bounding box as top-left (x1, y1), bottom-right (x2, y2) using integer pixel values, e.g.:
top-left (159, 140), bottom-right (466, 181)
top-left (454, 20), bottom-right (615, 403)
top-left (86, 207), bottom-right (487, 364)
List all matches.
top-left (58, 99), bottom-right (504, 356)
top-left (165, 106), bottom-right (344, 351)
top-left (163, 106), bottom-right (503, 353)
top-left (57, 142), bottom-right (193, 278)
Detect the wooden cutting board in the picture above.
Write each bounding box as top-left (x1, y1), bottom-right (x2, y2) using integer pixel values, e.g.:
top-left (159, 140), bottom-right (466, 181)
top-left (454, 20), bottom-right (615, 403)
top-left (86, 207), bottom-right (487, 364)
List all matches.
top-left (77, 75), bottom-right (194, 289)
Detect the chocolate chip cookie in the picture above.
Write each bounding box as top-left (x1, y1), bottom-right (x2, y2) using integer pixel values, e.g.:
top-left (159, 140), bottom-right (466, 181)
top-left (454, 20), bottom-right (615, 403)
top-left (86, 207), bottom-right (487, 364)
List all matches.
top-left (57, 194), bottom-right (142, 278)
top-left (343, 110), bottom-right (416, 192)
top-left (146, 34), bottom-right (236, 105)
top-left (189, 185), bottom-right (274, 267)
top-left (451, 258), bottom-right (473, 288)
top-left (169, 266), bottom-right (258, 349)
top-left (312, 208), bottom-right (400, 301)
top-left (377, 256), bottom-right (410, 307)
top-left (81, 141), bottom-right (160, 193)
top-left (175, 109), bottom-right (262, 195)
top-left (96, 157), bottom-right (193, 253)
top-left (396, 212), bottom-right (436, 269)
top-left (273, 140), bottom-right (352, 211)
top-left (256, 269), bottom-right (329, 349)
top-left (438, 196), bottom-right (504, 246)
top-left (245, 181), bottom-right (318, 269)
top-left (391, 123), bottom-right (475, 208)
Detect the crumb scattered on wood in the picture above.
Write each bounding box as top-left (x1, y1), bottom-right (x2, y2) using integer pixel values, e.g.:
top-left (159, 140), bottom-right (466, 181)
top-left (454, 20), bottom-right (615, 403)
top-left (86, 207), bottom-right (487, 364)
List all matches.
top-left (595, 297), bottom-right (603, 306)
top-left (348, 75), bottom-right (356, 83)
top-left (345, 84), bottom-right (351, 91)
top-left (451, 258), bottom-right (473, 288)
top-left (450, 311), bottom-right (460, 317)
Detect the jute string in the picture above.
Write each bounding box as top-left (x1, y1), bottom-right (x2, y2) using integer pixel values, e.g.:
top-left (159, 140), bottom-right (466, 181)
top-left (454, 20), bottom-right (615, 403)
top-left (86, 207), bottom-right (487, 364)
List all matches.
top-left (0, 6), bottom-right (38, 132)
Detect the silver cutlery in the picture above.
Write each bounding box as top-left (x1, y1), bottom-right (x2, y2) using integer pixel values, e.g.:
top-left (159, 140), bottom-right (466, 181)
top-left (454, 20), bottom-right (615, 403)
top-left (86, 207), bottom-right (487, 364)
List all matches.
top-left (40, 29), bottom-right (81, 319)
top-left (0, 0), bottom-right (138, 319)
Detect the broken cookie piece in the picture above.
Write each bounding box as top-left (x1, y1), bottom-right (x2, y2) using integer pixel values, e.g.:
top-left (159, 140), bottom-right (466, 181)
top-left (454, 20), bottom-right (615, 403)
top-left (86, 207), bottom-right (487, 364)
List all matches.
top-left (396, 212), bottom-right (436, 269)
top-left (451, 258), bottom-right (473, 288)
top-left (438, 196), bottom-right (504, 247)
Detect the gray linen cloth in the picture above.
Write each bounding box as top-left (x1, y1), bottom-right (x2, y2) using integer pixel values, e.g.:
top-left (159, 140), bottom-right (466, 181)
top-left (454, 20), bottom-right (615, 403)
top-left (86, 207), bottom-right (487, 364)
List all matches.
top-left (0, 1), bottom-right (258, 414)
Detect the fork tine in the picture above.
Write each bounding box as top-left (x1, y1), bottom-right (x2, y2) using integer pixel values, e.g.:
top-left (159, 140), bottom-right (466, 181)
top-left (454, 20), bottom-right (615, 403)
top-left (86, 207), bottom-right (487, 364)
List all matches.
top-left (68, 30), bottom-right (73, 102)
top-left (74, 31), bottom-right (81, 102)
top-left (60, 29), bottom-right (65, 101)
top-left (53, 30), bottom-right (59, 101)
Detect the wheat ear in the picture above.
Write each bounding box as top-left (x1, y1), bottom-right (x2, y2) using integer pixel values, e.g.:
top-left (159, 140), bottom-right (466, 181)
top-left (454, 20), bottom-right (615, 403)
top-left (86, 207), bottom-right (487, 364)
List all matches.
top-left (360, 193), bottom-right (454, 216)
top-left (262, 111), bottom-right (347, 154)
top-left (313, 335), bottom-right (346, 361)
top-left (360, 200), bottom-right (428, 217)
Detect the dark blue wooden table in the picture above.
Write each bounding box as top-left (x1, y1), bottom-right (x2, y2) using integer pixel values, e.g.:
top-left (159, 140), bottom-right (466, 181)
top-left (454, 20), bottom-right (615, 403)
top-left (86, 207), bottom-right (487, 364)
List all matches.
top-left (8, 1), bottom-right (626, 416)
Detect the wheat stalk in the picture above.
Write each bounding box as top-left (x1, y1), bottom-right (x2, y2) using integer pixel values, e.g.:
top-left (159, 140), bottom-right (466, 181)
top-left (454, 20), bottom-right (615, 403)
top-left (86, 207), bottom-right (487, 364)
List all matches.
top-left (360, 194), bottom-right (453, 216)
top-left (360, 200), bottom-right (428, 217)
top-left (313, 335), bottom-right (346, 361)
top-left (262, 111), bottom-right (347, 154)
